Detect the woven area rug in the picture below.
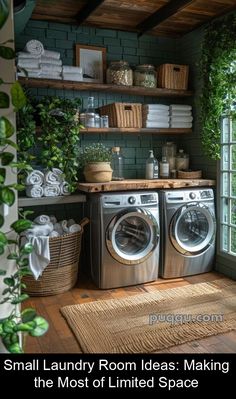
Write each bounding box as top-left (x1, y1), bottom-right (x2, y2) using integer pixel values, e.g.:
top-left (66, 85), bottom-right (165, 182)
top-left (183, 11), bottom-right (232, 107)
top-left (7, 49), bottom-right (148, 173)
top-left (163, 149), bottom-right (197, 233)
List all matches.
top-left (61, 278), bottom-right (236, 353)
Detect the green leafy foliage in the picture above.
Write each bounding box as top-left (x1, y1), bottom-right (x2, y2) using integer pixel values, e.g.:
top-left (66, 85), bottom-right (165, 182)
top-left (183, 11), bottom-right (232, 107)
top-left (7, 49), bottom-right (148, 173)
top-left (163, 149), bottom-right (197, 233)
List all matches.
top-left (0, 0), bottom-right (9, 29)
top-left (200, 13), bottom-right (236, 159)
top-left (79, 143), bottom-right (112, 166)
top-left (0, 91), bottom-right (9, 108)
top-left (10, 81), bottom-right (26, 111)
top-left (11, 219), bottom-right (32, 234)
top-left (0, 186), bottom-right (15, 206)
top-left (0, 46), bottom-right (14, 59)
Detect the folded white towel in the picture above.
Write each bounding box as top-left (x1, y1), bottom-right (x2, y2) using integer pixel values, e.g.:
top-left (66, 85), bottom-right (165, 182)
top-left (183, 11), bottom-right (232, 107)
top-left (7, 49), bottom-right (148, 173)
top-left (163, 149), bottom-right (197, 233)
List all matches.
top-left (17, 51), bottom-right (41, 59)
top-left (24, 223), bottom-right (53, 237)
top-left (143, 104), bottom-right (169, 111)
top-left (170, 122), bottom-right (192, 128)
top-left (18, 59), bottom-right (40, 69)
top-left (34, 215), bottom-right (51, 225)
top-left (49, 215), bottom-right (57, 224)
top-left (25, 185), bottom-right (44, 198)
top-left (62, 73), bottom-right (83, 82)
top-left (40, 56), bottom-right (62, 65)
top-left (60, 220), bottom-right (69, 234)
top-left (40, 63), bottom-right (62, 73)
top-left (44, 169), bottom-right (63, 185)
top-left (23, 235), bottom-right (50, 280)
top-left (62, 66), bottom-right (83, 73)
top-left (170, 110), bottom-right (192, 116)
top-left (144, 116), bottom-right (170, 122)
top-left (143, 110), bottom-right (169, 116)
top-left (67, 218), bottom-right (76, 227)
top-left (43, 184), bottom-right (61, 197)
top-left (25, 39), bottom-right (44, 56)
top-left (18, 71), bottom-right (41, 78)
top-left (25, 170), bottom-right (44, 186)
top-left (43, 49), bottom-right (61, 59)
top-left (170, 105), bottom-right (192, 111)
top-left (60, 181), bottom-right (70, 196)
top-left (68, 224), bottom-right (81, 233)
top-left (49, 230), bottom-right (60, 238)
top-left (144, 122), bottom-right (170, 128)
top-left (170, 116), bottom-right (193, 122)
top-left (39, 72), bottom-right (62, 80)
top-left (53, 223), bottom-right (64, 235)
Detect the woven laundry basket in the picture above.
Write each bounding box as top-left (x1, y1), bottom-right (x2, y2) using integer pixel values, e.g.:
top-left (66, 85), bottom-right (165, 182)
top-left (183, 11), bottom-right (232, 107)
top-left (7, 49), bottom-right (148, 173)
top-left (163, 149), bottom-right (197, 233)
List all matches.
top-left (23, 218), bottom-right (89, 296)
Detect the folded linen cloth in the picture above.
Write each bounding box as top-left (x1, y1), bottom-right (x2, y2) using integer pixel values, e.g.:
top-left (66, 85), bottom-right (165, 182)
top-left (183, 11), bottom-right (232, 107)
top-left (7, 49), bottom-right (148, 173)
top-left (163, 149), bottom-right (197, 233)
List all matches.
top-left (22, 235), bottom-right (50, 280)
top-left (25, 39), bottom-right (44, 56)
top-left (169, 111), bottom-right (192, 117)
top-left (43, 184), bottom-right (61, 197)
top-left (39, 72), bottom-right (62, 80)
top-left (143, 110), bottom-right (169, 116)
top-left (40, 56), bottom-right (62, 65)
top-left (144, 122), bottom-right (169, 128)
top-left (44, 168), bottom-right (63, 185)
top-left (18, 59), bottom-right (40, 69)
top-left (170, 122), bottom-right (192, 128)
top-left (17, 51), bottom-right (41, 59)
top-left (144, 116), bottom-right (170, 122)
top-left (53, 223), bottom-right (64, 235)
top-left (49, 230), bottom-right (60, 238)
top-left (60, 181), bottom-right (70, 196)
top-left (18, 71), bottom-right (41, 78)
top-left (143, 104), bottom-right (169, 111)
top-left (40, 63), bottom-right (62, 73)
top-left (43, 49), bottom-right (61, 59)
top-left (25, 170), bottom-right (44, 186)
top-left (34, 215), bottom-right (51, 225)
top-left (62, 73), bottom-right (83, 82)
top-left (25, 185), bottom-right (44, 198)
top-left (170, 116), bottom-right (193, 122)
top-left (62, 66), bottom-right (83, 73)
top-left (170, 105), bottom-right (192, 111)
top-left (49, 215), bottom-right (57, 224)
top-left (68, 224), bottom-right (82, 233)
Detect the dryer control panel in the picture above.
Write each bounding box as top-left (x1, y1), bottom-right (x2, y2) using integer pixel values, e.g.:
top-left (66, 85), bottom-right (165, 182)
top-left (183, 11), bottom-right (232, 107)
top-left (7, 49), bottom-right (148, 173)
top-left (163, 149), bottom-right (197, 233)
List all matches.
top-left (102, 192), bottom-right (158, 208)
top-left (165, 189), bottom-right (214, 204)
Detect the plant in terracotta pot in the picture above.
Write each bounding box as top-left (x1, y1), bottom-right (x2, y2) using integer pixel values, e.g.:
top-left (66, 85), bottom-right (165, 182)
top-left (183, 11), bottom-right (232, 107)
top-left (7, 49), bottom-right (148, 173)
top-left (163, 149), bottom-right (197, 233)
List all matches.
top-left (80, 143), bottom-right (112, 183)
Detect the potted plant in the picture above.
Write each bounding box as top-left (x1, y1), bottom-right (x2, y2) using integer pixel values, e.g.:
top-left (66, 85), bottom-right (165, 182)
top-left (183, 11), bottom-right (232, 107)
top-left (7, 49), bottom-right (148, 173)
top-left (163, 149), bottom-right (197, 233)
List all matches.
top-left (80, 143), bottom-right (112, 183)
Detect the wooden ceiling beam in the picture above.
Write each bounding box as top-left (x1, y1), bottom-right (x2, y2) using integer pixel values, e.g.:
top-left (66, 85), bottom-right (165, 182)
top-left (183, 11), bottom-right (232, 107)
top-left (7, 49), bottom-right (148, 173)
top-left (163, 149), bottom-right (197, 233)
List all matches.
top-left (75, 0), bottom-right (106, 25)
top-left (136, 0), bottom-right (195, 36)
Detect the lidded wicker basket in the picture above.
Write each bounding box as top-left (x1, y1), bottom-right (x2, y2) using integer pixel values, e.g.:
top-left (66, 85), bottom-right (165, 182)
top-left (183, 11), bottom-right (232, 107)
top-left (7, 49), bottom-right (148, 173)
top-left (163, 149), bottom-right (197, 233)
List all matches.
top-left (23, 218), bottom-right (89, 296)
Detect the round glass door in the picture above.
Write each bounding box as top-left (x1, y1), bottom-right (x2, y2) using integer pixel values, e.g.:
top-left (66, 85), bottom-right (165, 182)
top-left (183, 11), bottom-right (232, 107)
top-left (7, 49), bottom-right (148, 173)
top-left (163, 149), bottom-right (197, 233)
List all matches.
top-left (106, 208), bottom-right (159, 265)
top-left (170, 204), bottom-right (215, 256)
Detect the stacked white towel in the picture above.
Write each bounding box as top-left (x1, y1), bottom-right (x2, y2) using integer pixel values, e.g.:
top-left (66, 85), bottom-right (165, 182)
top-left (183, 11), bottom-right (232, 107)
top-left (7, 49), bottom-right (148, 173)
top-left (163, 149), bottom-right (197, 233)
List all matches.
top-left (142, 104), bottom-right (170, 128)
top-left (170, 104), bottom-right (193, 128)
top-left (25, 168), bottom-right (71, 198)
top-left (62, 66), bottom-right (83, 82)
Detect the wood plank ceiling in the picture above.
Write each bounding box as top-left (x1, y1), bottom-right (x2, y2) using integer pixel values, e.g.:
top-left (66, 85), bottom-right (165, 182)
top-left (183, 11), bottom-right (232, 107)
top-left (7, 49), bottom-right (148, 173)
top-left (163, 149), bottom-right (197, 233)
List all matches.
top-left (31, 0), bottom-right (236, 37)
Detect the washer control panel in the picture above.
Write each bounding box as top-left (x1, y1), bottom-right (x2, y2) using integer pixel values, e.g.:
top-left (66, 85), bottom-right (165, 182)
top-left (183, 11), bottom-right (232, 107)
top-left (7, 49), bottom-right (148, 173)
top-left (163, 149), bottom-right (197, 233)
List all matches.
top-left (102, 192), bottom-right (158, 208)
top-left (165, 189), bottom-right (214, 204)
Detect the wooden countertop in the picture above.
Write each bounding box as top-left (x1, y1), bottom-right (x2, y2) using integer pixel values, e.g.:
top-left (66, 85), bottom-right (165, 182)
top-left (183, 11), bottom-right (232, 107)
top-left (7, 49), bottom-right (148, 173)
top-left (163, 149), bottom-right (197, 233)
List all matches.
top-left (78, 179), bottom-right (216, 193)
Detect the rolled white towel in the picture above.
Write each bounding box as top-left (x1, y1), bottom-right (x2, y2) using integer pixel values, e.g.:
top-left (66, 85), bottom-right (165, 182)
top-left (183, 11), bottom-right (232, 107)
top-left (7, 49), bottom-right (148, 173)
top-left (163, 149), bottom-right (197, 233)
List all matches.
top-left (40, 56), bottom-right (62, 65)
top-left (44, 169), bottom-right (63, 185)
top-left (67, 218), bottom-right (76, 227)
top-left (24, 222), bottom-right (53, 237)
top-left (53, 223), bottom-right (64, 235)
top-left (62, 73), bottom-right (83, 82)
top-left (18, 59), bottom-right (40, 69)
top-left (49, 215), bottom-right (57, 224)
top-left (25, 170), bottom-right (44, 186)
top-left (62, 66), bottom-right (82, 74)
top-left (34, 215), bottom-right (51, 225)
top-left (26, 185), bottom-right (44, 198)
top-left (25, 39), bottom-right (44, 56)
top-left (40, 63), bottom-right (62, 73)
top-left (43, 184), bottom-right (61, 197)
top-left (43, 49), bottom-right (61, 59)
top-left (17, 51), bottom-right (41, 59)
top-left (60, 220), bottom-right (69, 234)
top-left (68, 224), bottom-right (82, 233)
top-left (49, 230), bottom-right (60, 238)
top-left (60, 181), bottom-right (70, 196)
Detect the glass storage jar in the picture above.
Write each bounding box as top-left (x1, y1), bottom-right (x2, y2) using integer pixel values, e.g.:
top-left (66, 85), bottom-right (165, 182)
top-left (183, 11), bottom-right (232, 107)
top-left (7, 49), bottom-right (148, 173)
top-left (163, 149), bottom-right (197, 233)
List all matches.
top-left (134, 64), bottom-right (157, 88)
top-left (106, 61), bottom-right (133, 86)
top-left (176, 149), bottom-right (189, 171)
top-left (162, 142), bottom-right (176, 171)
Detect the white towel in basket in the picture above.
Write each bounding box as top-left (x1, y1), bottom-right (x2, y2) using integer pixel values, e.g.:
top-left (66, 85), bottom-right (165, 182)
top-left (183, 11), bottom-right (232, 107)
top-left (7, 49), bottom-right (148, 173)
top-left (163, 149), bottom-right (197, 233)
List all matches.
top-left (68, 224), bottom-right (81, 233)
top-left (26, 236), bottom-right (50, 280)
top-left (34, 215), bottom-right (51, 225)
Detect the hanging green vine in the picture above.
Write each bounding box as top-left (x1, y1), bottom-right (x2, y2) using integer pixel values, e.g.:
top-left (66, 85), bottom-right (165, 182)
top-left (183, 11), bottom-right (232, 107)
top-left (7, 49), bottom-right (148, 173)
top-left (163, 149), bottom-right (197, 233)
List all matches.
top-left (200, 12), bottom-right (236, 160)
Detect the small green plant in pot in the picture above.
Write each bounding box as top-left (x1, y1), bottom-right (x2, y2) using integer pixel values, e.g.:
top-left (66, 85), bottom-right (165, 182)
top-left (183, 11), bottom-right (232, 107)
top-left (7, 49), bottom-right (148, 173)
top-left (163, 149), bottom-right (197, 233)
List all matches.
top-left (80, 143), bottom-right (112, 183)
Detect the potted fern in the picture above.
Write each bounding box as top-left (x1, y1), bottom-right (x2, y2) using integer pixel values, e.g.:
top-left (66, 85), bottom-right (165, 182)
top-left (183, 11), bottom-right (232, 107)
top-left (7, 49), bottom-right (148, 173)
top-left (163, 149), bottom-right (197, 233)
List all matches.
top-left (80, 143), bottom-right (112, 183)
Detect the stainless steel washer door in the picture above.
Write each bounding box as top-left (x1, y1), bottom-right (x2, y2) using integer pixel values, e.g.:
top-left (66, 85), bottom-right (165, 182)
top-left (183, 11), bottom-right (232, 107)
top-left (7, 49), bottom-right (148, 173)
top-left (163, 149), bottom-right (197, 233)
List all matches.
top-left (106, 208), bottom-right (159, 265)
top-left (170, 203), bottom-right (215, 256)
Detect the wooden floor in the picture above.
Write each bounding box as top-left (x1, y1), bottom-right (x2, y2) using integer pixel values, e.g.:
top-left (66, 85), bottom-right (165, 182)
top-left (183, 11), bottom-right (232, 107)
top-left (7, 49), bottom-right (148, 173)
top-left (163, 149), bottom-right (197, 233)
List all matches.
top-left (24, 271), bottom-right (236, 353)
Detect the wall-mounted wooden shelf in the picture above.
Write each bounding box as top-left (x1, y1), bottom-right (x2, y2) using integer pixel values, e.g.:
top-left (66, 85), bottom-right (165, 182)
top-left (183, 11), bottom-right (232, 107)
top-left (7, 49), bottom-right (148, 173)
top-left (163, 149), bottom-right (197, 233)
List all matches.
top-left (19, 77), bottom-right (193, 98)
top-left (18, 194), bottom-right (86, 207)
top-left (81, 127), bottom-right (192, 134)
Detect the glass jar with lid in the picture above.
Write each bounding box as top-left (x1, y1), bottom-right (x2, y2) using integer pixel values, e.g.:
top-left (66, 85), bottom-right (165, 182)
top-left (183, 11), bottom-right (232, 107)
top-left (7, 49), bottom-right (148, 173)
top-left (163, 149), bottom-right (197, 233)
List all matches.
top-left (106, 61), bottom-right (133, 86)
top-left (176, 149), bottom-right (189, 171)
top-left (134, 64), bottom-right (157, 88)
top-left (162, 142), bottom-right (176, 171)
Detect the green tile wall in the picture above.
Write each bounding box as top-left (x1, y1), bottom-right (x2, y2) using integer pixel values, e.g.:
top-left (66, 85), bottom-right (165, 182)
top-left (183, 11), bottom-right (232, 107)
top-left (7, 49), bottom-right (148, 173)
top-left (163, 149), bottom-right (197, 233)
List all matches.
top-left (15, 20), bottom-right (186, 178)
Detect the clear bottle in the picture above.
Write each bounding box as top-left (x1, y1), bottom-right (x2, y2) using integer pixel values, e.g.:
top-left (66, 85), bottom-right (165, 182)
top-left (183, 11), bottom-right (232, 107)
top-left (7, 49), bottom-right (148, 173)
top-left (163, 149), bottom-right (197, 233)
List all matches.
top-left (111, 147), bottom-right (124, 180)
top-left (85, 96), bottom-right (95, 128)
top-left (162, 142), bottom-right (176, 171)
top-left (176, 149), bottom-right (189, 171)
top-left (145, 150), bottom-right (159, 179)
top-left (160, 156), bottom-right (170, 178)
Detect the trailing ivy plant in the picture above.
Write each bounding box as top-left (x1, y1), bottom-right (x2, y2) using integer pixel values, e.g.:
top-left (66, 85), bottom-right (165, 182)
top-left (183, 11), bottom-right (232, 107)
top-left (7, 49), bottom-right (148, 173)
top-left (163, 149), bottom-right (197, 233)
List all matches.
top-left (0, 1), bottom-right (48, 353)
top-left (200, 12), bottom-right (236, 160)
top-left (37, 96), bottom-right (81, 192)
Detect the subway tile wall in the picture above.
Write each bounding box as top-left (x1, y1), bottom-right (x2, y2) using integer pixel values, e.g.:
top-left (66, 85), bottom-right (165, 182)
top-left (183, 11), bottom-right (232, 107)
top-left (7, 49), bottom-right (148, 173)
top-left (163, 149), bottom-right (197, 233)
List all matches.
top-left (15, 20), bottom-right (214, 179)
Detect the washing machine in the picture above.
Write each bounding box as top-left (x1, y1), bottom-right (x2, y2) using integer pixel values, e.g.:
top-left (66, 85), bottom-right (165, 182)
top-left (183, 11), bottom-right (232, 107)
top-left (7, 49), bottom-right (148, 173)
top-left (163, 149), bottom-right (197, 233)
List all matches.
top-left (159, 188), bottom-right (216, 278)
top-left (87, 191), bottom-right (160, 289)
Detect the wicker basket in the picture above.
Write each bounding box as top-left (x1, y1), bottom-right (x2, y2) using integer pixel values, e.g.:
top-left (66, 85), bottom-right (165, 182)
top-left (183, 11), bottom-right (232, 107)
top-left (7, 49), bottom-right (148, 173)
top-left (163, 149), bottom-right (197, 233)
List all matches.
top-left (23, 218), bottom-right (89, 296)
top-left (177, 170), bottom-right (202, 179)
top-left (157, 64), bottom-right (189, 90)
top-left (99, 102), bottom-right (142, 127)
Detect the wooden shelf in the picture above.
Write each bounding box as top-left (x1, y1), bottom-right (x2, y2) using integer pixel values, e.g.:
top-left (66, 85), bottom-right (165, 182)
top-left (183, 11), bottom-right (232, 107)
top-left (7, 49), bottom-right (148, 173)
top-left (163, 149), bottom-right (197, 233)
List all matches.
top-left (81, 127), bottom-right (191, 134)
top-left (78, 179), bottom-right (216, 193)
top-left (18, 194), bottom-right (86, 207)
top-left (19, 77), bottom-right (193, 97)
